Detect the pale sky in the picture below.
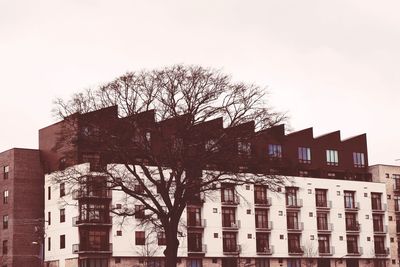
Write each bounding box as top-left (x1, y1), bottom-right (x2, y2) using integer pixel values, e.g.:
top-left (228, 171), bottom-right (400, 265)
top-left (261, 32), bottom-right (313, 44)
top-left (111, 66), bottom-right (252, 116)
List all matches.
top-left (0, 0), bottom-right (399, 165)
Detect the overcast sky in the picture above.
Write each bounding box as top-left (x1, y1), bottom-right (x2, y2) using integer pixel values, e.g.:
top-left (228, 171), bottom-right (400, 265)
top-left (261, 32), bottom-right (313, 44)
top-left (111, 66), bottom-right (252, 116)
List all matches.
top-left (0, 0), bottom-right (399, 165)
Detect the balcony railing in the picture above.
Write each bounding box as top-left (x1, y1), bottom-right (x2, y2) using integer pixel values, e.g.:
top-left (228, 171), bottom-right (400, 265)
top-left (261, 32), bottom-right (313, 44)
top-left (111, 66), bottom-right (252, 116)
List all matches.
top-left (256, 221), bottom-right (273, 231)
top-left (188, 244), bottom-right (207, 254)
top-left (374, 247), bottom-right (389, 256)
top-left (72, 216), bottom-right (112, 226)
top-left (344, 202), bottom-right (360, 211)
top-left (317, 223), bottom-right (333, 232)
top-left (288, 246), bottom-right (304, 255)
top-left (316, 200), bottom-right (332, 209)
top-left (254, 197), bottom-right (272, 207)
top-left (256, 245), bottom-right (274, 255)
top-left (222, 220), bottom-right (241, 230)
top-left (223, 244), bottom-right (241, 255)
top-left (187, 194), bottom-right (205, 205)
top-left (287, 222), bottom-right (304, 232)
top-left (373, 225), bottom-right (388, 234)
top-left (72, 189), bottom-right (111, 200)
top-left (347, 246), bottom-right (363, 256)
top-left (345, 222), bottom-right (361, 232)
top-left (319, 246), bottom-right (334, 256)
top-left (372, 203), bottom-right (387, 212)
top-left (286, 199), bottom-right (303, 209)
top-left (72, 243), bottom-right (112, 254)
top-left (221, 195), bottom-right (240, 206)
top-left (187, 219), bottom-right (206, 229)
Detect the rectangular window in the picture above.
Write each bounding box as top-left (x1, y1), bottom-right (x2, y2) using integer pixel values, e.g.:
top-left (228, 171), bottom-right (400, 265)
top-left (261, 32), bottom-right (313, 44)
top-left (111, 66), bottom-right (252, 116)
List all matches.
top-left (373, 214), bottom-right (384, 232)
top-left (286, 187), bottom-right (299, 206)
top-left (2, 215), bottom-right (8, 229)
top-left (346, 235), bottom-right (358, 253)
top-left (222, 207), bottom-right (236, 227)
top-left (135, 205), bottom-right (145, 219)
top-left (255, 209), bottom-right (269, 229)
top-left (298, 147), bottom-right (311, 163)
top-left (256, 232), bottom-right (270, 253)
top-left (48, 212), bottom-right (51, 225)
top-left (60, 183), bottom-right (65, 197)
top-left (48, 237), bottom-right (51, 251)
top-left (315, 189), bottom-right (328, 207)
top-left (237, 140), bottom-right (251, 157)
top-left (135, 231), bottom-right (145, 245)
top-left (3, 190), bottom-right (8, 204)
top-left (2, 240), bottom-right (7, 254)
top-left (60, 209), bottom-right (65, 223)
top-left (344, 191), bottom-right (356, 209)
top-left (371, 193), bottom-right (382, 210)
top-left (254, 185), bottom-right (268, 205)
top-left (221, 184), bottom-right (236, 203)
top-left (187, 207), bottom-right (202, 227)
top-left (222, 232), bottom-right (237, 252)
top-left (188, 232), bottom-right (203, 252)
top-left (374, 236), bottom-right (386, 254)
top-left (287, 211), bottom-right (300, 230)
top-left (345, 213), bottom-right (359, 231)
top-left (60, 234), bottom-right (65, 249)
top-left (316, 212), bottom-right (328, 231)
top-left (326, 150), bottom-right (339, 166)
top-left (48, 186), bottom-right (51, 200)
top-left (187, 259), bottom-right (202, 267)
top-left (268, 144), bottom-right (282, 158)
top-left (288, 234), bottom-right (302, 253)
top-left (205, 139), bottom-right (219, 153)
top-left (318, 235), bottom-right (330, 253)
top-left (3, 166), bottom-right (9, 180)
top-left (255, 259), bottom-right (270, 267)
top-left (157, 232), bottom-right (166, 246)
top-left (353, 152), bottom-right (365, 168)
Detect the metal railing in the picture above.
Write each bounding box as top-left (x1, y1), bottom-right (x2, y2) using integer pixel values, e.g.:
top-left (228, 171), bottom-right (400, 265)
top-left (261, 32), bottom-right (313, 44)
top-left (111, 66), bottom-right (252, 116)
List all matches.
top-left (316, 200), bottom-right (332, 209)
top-left (72, 243), bottom-right (112, 253)
top-left (72, 216), bottom-right (112, 226)
top-left (222, 220), bottom-right (241, 229)
top-left (223, 244), bottom-right (241, 254)
top-left (256, 245), bottom-right (274, 255)
top-left (319, 246), bottom-right (335, 256)
top-left (188, 244), bottom-right (207, 254)
top-left (287, 222), bottom-right (304, 231)
top-left (72, 189), bottom-right (111, 199)
top-left (256, 221), bottom-right (273, 231)
top-left (347, 246), bottom-right (363, 255)
top-left (254, 197), bottom-right (272, 207)
top-left (286, 199), bottom-right (303, 208)
top-left (187, 219), bottom-right (206, 228)
top-left (317, 223), bottom-right (333, 232)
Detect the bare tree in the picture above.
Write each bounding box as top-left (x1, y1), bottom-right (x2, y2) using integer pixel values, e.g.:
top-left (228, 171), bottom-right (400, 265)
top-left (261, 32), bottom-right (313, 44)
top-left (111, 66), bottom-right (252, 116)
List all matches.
top-left (51, 65), bottom-right (287, 267)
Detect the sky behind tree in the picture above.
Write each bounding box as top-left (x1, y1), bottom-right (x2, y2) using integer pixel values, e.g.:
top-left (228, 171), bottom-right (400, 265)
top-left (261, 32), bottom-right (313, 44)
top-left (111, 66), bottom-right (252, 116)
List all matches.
top-left (0, 0), bottom-right (399, 165)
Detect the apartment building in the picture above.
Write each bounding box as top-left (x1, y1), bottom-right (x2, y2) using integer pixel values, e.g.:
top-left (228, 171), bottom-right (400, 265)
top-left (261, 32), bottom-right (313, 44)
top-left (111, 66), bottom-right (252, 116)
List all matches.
top-left (0, 148), bottom-right (43, 267)
top-left (370, 164), bottom-right (400, 266)
top-left (37, 106), bottom-right (391, 267)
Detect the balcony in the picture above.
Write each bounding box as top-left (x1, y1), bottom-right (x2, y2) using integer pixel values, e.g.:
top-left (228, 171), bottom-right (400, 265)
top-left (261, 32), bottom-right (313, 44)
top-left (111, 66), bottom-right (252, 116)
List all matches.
top-left (287, 222), bottom-right (303, 232)
top-left (347, 246), bottom-right (363, 256)
top-left (317, 223), bottom-right (333, 232)
top-left (372, 203), bottom-right (387, 213)
top-left (72, 243), bottom-right (112, 254)
top-left (221, 195), bottom-right (240, 206)
top-left (222, 220), bottom-right (241, 230)
top-left (254, 197), bottom-right (272, 207)
top-left (72, 189), bottom-right (111, 200)
top-left (345, 222), bottom-right (361, 232)
top-left (316, 200), bottom-right (332, 210)
top-left (256, 245), bottom-right (274, 255)
top-left (286, 199), bottom-right (303, 209)
top-left (187, 194), bottom-right (205, 206)
top-left (187, 219), bottom-right (206, 230)
top-left (373, 225), bottom-right (388, 235)
top-left (344, 202), bottom-right (360, 211)
top-left (319, 246), bottom-right (334, 256)
top-left (223, 244), bottom-right (241, 255)
top-left (374, 247), bottom-right (389, 257)
top-left (256, 221), bottom-right (273, 232)
top-left (188, 244), bottom-right (207, 255)
top-left (72, 216), bottom-right (112, 226)
top-left (288, 246), bottom-right (304, 256)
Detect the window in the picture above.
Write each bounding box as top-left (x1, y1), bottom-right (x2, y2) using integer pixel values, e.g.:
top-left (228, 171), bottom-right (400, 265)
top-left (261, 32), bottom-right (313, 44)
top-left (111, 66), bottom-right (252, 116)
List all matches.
top-left (346, 235), bottom-right (359, 254)
top-left (373, 214), bottom-right (384, 232)
top-left (205, 139), bottom-right (219, 153)
top-left (344, 191), bottom-right (356, 209)
top-left (374, 236), bottom-right (386, 254)
top-left (134, 184), bottom-right (144, 194)
top-left (345, 213), bottom-right (359, 231)
top-left (287, 259), bottom-right (301, 267)
top-left (157, 232), bottom-right (166, 246)
top-left (221, 184), bottom-right (236, 203)
top-left (135, 231), bottom-right (145, 245)
top-left (371, 193), bottom-right (382, 210)
top-left (2, 240), bottom-right (7, 254)
top-left (353, 152), bottom-right (365, 168)
top-left (2, 215), bottom-right (8, 229)
top-left (60, 234), bottom-right (65, 249)
top-left (256, 232), bottom-right (270, 253)
top-left (222, 232), bottom-right (237, 252)
top-left (318, 235), bottom-right (330, 253)
top-left (268, 144), bottom-right (282, 158)
top-left (287, 211), bottom-right (300, 230)
top-left (187, 207), bottom-right (202, 227)
top-left (395, 197), bottom-right (400, 212)
top-left (326, 150), bottom-right (339, 166)
top-left (299, 170), bottom-right (309, 177)
top-left (298, 147), bottom-right (311, 163)
top-left (237, 140), bottom-right (251, 157)
top-left (3, 190), bottom-right (8, 204)
top-left (254, 185), bottom-right (268, 205)
top-left (316, 212), bottom-right (328, 231)
top-left (222, 207), bottom-right (236, 227)
top-left (60, 183), bottom-right (65, 197)
top-left (288, 234), bottom-right (302, 253)
top-left (135, 205), bottom-right (145, 219)
top-left (3, 166), bottom-right (9, 180)
top-left (60, 209), bottom-right (65, 223)
top-left (188, 232), bottom-right (203, 252)
top-left (48, 186), bottom-right (51, 200)
top-left (187, 259), bottom-right (202, 267)
top-left (315, 189), bottom-right (328, 207)
top-left (255, 209), bottom-right (269, 229)
top-left (286, 187), bottom-right (299, 206)
top-left (115, 258), bottom-right (121, 264)
top-left (255, 259), bottom-right (270, 267)
top-left (116, 230), bottom-right (122, 236)
top-left (48, 212), bottom-right (51, 225)
top-left (48, 237), bottom-right (51, 251)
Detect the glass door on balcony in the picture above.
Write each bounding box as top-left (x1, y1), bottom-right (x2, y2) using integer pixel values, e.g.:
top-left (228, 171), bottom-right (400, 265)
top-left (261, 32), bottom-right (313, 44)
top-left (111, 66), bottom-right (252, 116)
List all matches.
top-left (254, 185), bottom-right (267, 204)
top-left (80, 203), bottom-right (109, 223)
top-left (346, 235), bottom-right (358, 254)
top-left (315, 189), bottom-right (327, 207)
top-left (373, 214), bottom-right (384, 232)
top-left (221, 184), bottom-right (235, 203)
top-left (80, 229), bottom-right (109, 251)
top-left (318, 235), bottom-right (330, 253)
top-left (222, 207), bottom-right (235, 227)
top-left (374, 236), bottom-right (385, 254)
top-left (371, 193), bottom-right (382, 210)
top-left (187, 207), bottom-right (202, 227)
top-left (286, 187), bottom-right (298, 206)
top-left (288, 233), bottom-right (301, 253)
top-left (344, 191), bottom-right (355, 209)
top-left (345, 213), bottom-right (358, 231)
top-left (256, 232), bottom-right (269, 252)
top-left (287, 211), bottom-right (299, 229)
top-left (222, 232), bottom-right (237, 252)
top-left (255, 209), bottom-right (268, 229)
top-left (317, 212), bottom-right (328, 230)
top-left (188, 232), bottom-right (203, 252)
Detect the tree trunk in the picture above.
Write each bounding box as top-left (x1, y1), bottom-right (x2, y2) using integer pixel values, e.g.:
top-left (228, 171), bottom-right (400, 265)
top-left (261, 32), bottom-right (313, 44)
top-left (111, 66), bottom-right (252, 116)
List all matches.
top-left (164, 225), bottom-right (180, 267)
